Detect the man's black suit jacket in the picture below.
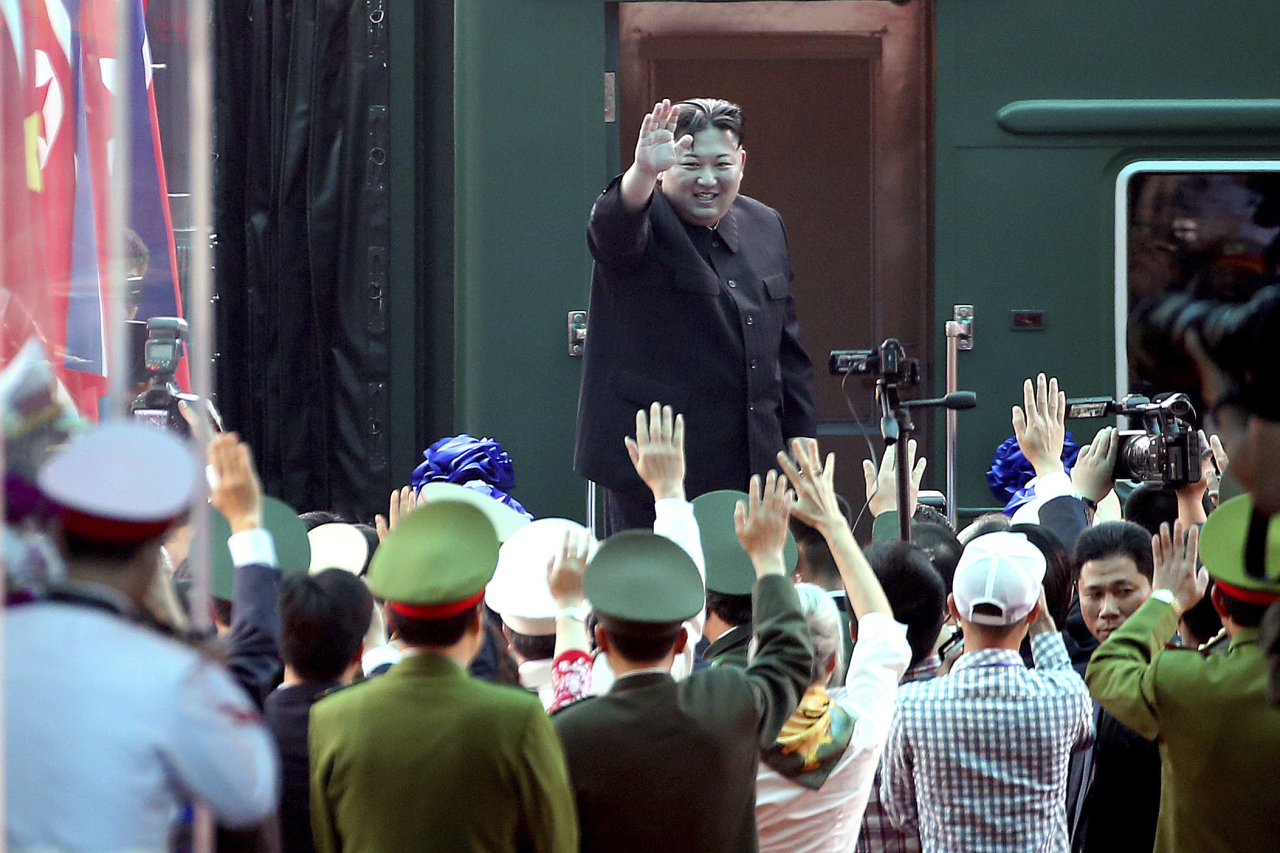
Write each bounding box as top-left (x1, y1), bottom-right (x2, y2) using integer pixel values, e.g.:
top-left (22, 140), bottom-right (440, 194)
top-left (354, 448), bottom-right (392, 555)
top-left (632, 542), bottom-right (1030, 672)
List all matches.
top-left (574, 178), bottom-right (817, 497)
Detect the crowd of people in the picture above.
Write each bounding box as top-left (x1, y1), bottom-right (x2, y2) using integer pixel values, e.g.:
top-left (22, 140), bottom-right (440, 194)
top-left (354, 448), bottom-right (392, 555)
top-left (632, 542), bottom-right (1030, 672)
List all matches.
top-left (5, 364), bottom-right (1280, 853)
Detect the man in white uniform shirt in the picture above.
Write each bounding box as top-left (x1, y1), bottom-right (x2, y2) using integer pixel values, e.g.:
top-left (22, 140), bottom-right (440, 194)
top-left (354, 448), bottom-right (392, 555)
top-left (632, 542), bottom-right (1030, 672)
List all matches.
top-left (5, 425), bottom-right (279, 850)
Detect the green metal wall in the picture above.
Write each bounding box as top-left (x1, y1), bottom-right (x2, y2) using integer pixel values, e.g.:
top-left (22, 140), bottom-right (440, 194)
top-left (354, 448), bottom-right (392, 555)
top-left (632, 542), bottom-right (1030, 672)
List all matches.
top-left (451, 0), bottom-right (610, 521)
top-left (933, 0), bottom-right (1280, 514)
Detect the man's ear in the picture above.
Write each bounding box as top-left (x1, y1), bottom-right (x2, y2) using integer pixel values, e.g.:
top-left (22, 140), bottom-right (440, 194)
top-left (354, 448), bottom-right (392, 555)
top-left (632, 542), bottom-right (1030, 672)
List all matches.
top-left (672, 627), bottom-right (689, 655)
top-left (739, 146), bottom-right (747, 174)
top-left (1210, 584), bottom-right (1230, 623)
top-left (1025, 599), bottom-right (1043, 626)
top-left (946, 593), bottom-right (962, 622)
top-left (594, 624), bottom-right (611, 655)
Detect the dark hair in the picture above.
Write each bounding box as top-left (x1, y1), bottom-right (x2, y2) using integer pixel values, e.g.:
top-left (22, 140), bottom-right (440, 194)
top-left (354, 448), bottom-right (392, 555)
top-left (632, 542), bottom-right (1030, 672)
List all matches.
top-left (789, 496), bottom-right (853, 585)
top-left (507, 628), bottom-right (556, 662)
top-left (596, 615), bottom-right (684, 665)
top-left (1180, 583), bottom-right (1223, 646)
top-left (1123, 484), bottom-right (1179, 537)
top-left (1216, 585), bottom-right (1273, 628)
top-left (862, 541), bottom-right (947, 667)
top-left (675, 98), bottom-right (744, 147)
top-left (1073, 521), bottom-right (1155, 585)
top-left (1009, 523), bottom-right (1073, 628)
top-left (910, 521), bottom-right (963, 594)
top-left (961, 512), bottom-right (1010, 542)
top-left (299, 510), bottom-right (347, 531)
top-left (912, 504), bottom-right (953, 531)
top-left (279, 569), bottom-right (374, 681)
top-left (388, 604), bottom-right (481, 648)
top-left (706, 590), bottom-right (753, 628)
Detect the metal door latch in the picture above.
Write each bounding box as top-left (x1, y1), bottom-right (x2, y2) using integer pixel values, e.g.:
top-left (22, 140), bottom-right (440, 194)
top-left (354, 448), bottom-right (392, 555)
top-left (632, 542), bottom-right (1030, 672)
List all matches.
top-left (568, 311), bottom-right (587, 356)
top-left (947, 305), bottom-right (973, 351)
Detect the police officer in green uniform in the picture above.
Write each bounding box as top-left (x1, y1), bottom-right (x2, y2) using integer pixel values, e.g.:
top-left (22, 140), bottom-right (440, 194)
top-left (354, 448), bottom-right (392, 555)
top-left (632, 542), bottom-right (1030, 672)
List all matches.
top-left (694, 488), bottom-right (798, 670)
top-left (1086, 497), bottom-right (1280, 853)
top-left (553, 471), bottom-right (813, 853)
top-left (309, 500), bottom-right (579, 853)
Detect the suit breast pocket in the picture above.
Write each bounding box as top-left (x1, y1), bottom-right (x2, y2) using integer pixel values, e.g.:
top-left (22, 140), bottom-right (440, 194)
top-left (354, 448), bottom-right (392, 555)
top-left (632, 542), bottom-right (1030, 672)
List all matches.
top-left (762, 272), bottom-right (791, 300)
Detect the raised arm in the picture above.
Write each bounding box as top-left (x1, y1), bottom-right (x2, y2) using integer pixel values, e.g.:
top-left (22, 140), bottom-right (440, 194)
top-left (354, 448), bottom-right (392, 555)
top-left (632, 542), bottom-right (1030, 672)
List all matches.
top-left (619, 99), bottom-right (692, 213)
top-left (734, 471), bottom-right (814, 745)
top-left (781, 439), bottom-right (894, 619)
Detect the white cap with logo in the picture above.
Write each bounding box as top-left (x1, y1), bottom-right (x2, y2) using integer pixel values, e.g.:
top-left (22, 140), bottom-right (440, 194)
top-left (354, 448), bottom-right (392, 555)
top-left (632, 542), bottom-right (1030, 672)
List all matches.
top-left (952, 531), bottom-right (1047, 626)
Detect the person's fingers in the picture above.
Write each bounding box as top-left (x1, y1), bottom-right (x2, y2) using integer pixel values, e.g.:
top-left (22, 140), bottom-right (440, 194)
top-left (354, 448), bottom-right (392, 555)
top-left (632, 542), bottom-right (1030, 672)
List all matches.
top-left (881, 442), bottom-right (897, 478)
top-left (375, 514), bottom-right (388, 542)
top-left (673, 413), bottom-right (685, 455)
top-left (659, 404), bottom-right (675, 442)
top-left (822, 452), bottom-right (837, 486)
top-left (635, 407), bottom-right (650, 449)
top-left (1047, 376), bottom-right (1061, 420)
top-left (1023, 378), bottom-right (1037, 419)
top-left (777, 449), bottom-right (802, 484)
top-left (733, 498), bottom-right (748, 538)
top-left (1210, 433), bottom-right (1228, 470)
top-left (389, 487), bottom-right (402, 522)
top-left (863, 458), bottom-right (877, 494)
top-left (912, 455), bottom-right (928, 486)
top-left (1035, 373), bottom-right (1049, 417)
top-left (648, 402), bottom-right (663, 444)
top-left (624, 436), bottom-right (641, 468)
top-left (747, 473), bottom-right (762, 511)
top-left (1012, 406), bottom-right (1028, 440)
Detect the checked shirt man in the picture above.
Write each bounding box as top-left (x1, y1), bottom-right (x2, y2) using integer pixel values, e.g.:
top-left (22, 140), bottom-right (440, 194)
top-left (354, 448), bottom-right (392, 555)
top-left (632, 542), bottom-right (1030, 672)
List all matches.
top-left (880, 532), bottom-right (1093, 853)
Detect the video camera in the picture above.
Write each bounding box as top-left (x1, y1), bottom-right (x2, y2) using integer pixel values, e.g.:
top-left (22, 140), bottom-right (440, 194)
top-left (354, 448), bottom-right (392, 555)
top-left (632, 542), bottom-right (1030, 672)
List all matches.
top-left (828, 339), bottom-right (920, 386)
top-left (1066, 393), bottom-right (1202, 487)
top-left (129, 317), bottom-right (197, 436)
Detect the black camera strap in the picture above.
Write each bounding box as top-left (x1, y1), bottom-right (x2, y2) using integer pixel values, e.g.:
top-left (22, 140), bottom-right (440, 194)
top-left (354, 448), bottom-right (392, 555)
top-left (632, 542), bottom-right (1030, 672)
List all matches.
top-left (1246, 507), bottom-right (1271, 581)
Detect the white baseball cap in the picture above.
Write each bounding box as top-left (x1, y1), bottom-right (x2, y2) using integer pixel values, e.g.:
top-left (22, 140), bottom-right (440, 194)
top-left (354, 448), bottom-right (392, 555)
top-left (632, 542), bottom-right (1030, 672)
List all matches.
top-left (952, 531), bottom-right (1046, 626)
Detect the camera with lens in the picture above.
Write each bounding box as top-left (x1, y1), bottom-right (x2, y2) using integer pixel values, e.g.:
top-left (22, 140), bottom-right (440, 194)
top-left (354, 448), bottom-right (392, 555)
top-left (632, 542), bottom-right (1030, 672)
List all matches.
top-left (828, 338), bottom-right (920, 386)
top-left (1066, 393), bottom-right (1202, 487)
top-left (1129, 284), bottom-right (1280, 421)
top-left (129, 317), bottom-right (197, 436)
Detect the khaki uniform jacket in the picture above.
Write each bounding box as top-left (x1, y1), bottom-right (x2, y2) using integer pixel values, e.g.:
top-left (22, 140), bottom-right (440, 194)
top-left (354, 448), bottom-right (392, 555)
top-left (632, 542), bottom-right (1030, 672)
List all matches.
top-left (1086, 596), bottom-right (1280, 853)
top-left (552, 575), bottom-right (813, 853)
top-left (309, 653), bottom-right (578, 853)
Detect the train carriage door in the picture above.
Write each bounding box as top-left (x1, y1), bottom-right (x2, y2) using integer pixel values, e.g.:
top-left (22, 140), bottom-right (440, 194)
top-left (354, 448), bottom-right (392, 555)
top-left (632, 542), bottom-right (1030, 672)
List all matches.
top-left (617, 2), bottom-right (932, 532)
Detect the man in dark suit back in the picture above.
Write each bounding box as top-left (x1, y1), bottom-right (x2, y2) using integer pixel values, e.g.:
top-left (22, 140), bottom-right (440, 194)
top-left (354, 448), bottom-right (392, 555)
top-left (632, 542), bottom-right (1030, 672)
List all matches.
top-left (553, 470), bottom-right (813, 852)
top-left (264, 569), bottom-right (372, 853)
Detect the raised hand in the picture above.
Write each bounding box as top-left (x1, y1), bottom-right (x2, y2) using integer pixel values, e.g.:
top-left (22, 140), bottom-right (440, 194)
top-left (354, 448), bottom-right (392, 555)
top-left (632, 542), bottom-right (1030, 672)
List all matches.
top-left (777, 438), bottom-right (842, 533)
top-left (733, 471), bottom-right (795, 578)
top-left (374, 485), bottom-right (419, 542)
top-left (633, 99), bottom-right (693, 178)
top-left (624, 402), bottom-right (686, 502)
top-left (861, 438), bottom-right (926, 518)
top-left (547, 530), bottom-right (591, 609)
top-left (208, 433), bottom-right (263, 534)
top-left (1072, 426), bottom-right (1119, 504)
top-left (1152, 519), bottom-right (1206, 616)
top-left (1012, 373), bottom-right (1066, 476)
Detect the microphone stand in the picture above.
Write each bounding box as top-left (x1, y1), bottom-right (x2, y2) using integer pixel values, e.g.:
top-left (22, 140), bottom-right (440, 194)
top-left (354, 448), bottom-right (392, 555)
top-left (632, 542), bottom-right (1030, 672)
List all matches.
top-left (877, 380), bottom-right (914, 542)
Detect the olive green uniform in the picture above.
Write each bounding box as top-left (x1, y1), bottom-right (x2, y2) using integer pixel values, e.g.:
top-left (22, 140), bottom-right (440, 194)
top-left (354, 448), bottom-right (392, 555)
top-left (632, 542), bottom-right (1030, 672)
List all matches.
top-left (310, 653), bottom-right (578, 853)
top-left (1086, 597), bottom-right (1280, 853)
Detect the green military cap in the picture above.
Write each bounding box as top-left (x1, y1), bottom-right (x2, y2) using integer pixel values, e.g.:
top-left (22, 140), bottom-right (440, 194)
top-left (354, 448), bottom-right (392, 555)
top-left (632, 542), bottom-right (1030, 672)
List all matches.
top-left (210, 496), bottom-right (311, 600)
top-left (693, 489), bottom-right (798, 596)
top-left (1200, 494), bottom-right (1280, 601)
top-left (416, 482), bottom-right (530, 542)
top-left (367, 500), bottom-right (499, 617)
top-left (585, 530), bottom-right (704, 623)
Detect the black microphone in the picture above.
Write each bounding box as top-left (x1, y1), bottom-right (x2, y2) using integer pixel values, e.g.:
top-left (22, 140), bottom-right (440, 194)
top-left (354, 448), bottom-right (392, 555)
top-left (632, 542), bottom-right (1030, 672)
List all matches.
top-left (902, 391), bottom-right (977, 410)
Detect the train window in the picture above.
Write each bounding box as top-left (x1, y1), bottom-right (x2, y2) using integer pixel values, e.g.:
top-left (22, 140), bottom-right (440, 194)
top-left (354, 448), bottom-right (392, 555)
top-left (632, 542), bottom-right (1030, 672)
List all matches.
top-left (1115, 161), bottom-right (1280, 398)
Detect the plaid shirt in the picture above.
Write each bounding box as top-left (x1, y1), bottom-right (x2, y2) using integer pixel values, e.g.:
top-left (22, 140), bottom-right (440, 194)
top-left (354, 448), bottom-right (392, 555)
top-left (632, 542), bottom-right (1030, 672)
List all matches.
top-left (880, 633), bottom-right (1093, 853)
top-left (855, 655), bottom-right (940, 853)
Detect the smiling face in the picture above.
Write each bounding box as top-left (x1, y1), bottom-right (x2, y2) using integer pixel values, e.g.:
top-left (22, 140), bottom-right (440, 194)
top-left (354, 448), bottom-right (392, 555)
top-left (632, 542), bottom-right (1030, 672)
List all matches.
top-left (1078, 554), bottom-right (1154, 643)
top-left (659, 127), bottom-right (745, 228)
